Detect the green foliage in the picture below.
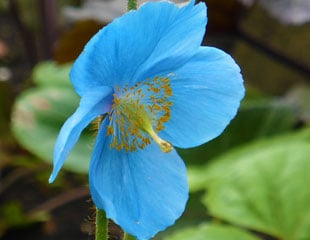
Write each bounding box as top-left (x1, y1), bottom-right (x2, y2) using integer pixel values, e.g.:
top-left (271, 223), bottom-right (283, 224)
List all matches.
top-left (201, 129), bottom-right (310, 240)
top-left (127, 0), bottom-right (137, 11)
top-left (164, 224), bottom-right (260, 240)
top-left (0, 202), bottom-right (47, 236)
top-left (0, 202), bottom-right (28, 227)
top-left (11, 62), bottom-right (93, 174)
top-left (32, 61), bottom-right (73, 88)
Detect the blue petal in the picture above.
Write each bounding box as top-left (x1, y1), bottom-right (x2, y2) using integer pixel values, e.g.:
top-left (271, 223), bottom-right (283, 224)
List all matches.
top-left (70, 0), bottom-right (207, 96)
top-left (160, 47), bottom-right (245, 148)
top-left (89, 120), bottom-right (188, 240)
top-left (49, 86), bottom-right (113, 183)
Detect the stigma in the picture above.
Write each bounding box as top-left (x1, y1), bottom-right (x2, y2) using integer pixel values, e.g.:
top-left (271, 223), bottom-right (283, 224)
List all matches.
top-left (106, 76), bottom-right (173, 153)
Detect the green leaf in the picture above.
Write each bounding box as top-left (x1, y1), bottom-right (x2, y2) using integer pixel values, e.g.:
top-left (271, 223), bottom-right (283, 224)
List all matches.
top-left (11, 87), bottom-right (92, 174)
top-left (0, 202), bottom-right (28, 227)
top-left (201, 129), bottom-right (310, 240)
top-left (0, 201), bottom-right (48, 236)
top-left (164, 223), bottom-right (261, 240)
top-left (32, 61), bottom-right (73, 88)
top-left (190, 128), bottom-right (309, 190)
top-left (178, 99), bottom-right (297, 165)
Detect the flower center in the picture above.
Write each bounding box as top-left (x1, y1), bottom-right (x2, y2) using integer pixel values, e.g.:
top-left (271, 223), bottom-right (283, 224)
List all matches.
top-left (107, 77), bottom-right (173, 152)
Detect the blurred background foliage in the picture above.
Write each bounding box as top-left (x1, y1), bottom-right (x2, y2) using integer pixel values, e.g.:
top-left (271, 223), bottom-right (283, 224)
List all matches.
top-left (0, 0), bottom-right (309, 239)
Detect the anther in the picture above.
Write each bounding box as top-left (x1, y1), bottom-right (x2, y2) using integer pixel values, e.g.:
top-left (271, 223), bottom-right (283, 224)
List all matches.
top-left (108, 77), bottom-right (173, 152)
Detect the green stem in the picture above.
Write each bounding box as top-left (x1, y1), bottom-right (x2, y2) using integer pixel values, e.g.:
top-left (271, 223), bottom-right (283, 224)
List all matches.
top-left (124, 233), bottom-right (136, 240)
top-left (96, 208), bottom-right (108, 240)
top-left (127, 0), bottom-right (137, 11)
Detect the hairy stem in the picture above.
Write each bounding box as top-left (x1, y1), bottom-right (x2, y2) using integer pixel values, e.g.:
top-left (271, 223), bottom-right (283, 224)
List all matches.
top-left (96, 208), bottom-right (108, 240)
top-left (127, 0), bottom-right (137, 11)
top-left (124, 233), bottom-right (136, 240)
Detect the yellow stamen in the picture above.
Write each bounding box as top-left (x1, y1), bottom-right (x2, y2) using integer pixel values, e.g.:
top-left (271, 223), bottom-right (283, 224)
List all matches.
top-left (107, 76), bottom-right (173, 152)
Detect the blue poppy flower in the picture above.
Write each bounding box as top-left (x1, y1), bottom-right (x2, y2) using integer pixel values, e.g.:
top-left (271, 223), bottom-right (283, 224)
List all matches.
top-left (49, 0), bottom-right (244, 239)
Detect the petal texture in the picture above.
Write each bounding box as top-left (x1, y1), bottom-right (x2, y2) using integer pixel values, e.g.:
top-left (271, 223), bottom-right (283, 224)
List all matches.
top-left (160, 46), bottom-right (245, 148)
top-left (70, 0), bottom-right (207, 95)
top-left (89, 119), bottom-right (188, 240)
top-left (49, 86), bottom-right (113, 182)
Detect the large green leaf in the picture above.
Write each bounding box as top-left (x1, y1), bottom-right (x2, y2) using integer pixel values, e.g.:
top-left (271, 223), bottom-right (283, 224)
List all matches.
top-left (189, 128), bottom-right (309, 190)
top-left (164, 223), bottom-right (260, 240)
top-left (11, 87), bottom-right (93, 174)
top-left (32, 61), bottom-right (73, 88)
top-left (201, 129), bottom-right (310, 240)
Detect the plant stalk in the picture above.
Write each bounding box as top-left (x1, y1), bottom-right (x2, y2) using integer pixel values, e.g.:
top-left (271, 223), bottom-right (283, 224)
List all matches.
top-left (127, 0), bottom-right (137, 11)
top-left (96, 208), bottom-right (108, 240)
top-left (124, 233), bottom-right (136, 240)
